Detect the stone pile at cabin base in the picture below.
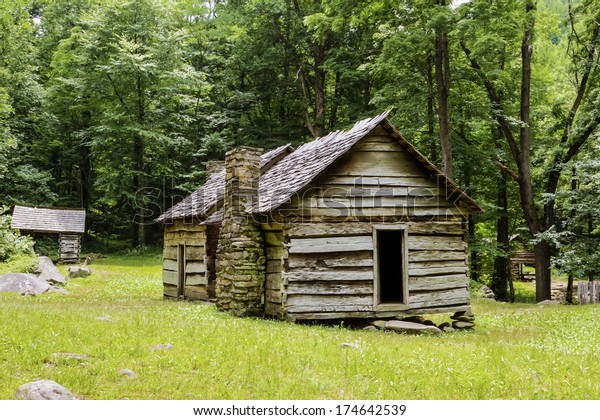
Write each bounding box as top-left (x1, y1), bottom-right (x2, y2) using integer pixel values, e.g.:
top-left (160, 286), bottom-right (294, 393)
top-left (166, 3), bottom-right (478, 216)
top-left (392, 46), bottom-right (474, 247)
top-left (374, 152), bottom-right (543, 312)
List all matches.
top-left (367, 310), bottom-right (475, 335)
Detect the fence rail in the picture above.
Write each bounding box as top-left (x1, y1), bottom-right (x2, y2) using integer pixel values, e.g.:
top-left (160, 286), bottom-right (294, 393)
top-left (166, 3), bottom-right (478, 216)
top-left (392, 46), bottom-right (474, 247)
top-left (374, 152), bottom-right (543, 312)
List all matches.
top-left (578, 281), bottom-right (600, 304)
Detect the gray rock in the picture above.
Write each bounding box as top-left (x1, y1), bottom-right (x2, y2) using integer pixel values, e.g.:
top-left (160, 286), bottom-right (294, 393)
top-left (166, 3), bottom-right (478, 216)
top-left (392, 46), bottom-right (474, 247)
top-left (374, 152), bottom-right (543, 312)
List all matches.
top-left (451, 314), bottom-right (475, 322)
top-left (150, 343), bottom-right (174, 351)
top-left (372, 320), bottom-right (388, 330)
top-left (400, 315), bottom-right (425, 324)
top-left (35, 256), bottom-right (66, 285)
top-left (422, 320), bottom-right (437, 326)
top-left (385, 320), bottom-right (442, 336)
top-left (0, 273), bottom-right (50, 296)
top-left (118, 369), bottom-right (138, 379)
top-left (479, 285), bottom-right (495, 300)
top-left (363, 325), bottom-right (378, 332)
top-left (14, 380), bottom-right (76, 400)
top-left (338, 342), bottom-right (360, 350)
top-left (47, 286), bottom-right (68, 295)
top-left (452, 321), bottom-right (475, 330)
top-left (438, 322), bottom-right (451, 329)
top-left (441, 326), bottom-right (455, 333)
top-left (453, 309), bottom-right (474, 317)
top-left (68, 266), bottom-right (91, 278)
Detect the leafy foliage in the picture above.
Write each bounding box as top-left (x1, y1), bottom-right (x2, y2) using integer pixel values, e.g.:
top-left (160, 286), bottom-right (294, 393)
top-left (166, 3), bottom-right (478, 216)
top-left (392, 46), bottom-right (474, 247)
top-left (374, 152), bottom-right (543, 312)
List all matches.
top-left (0, 208), bottom-right (34, 262)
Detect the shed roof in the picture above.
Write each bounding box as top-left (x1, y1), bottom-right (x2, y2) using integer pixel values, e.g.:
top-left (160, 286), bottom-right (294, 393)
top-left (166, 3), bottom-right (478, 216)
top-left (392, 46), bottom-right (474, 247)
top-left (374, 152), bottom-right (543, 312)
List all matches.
top-left (11, 205), bottom-right (86, 234)
top-left (157, 111), bottom-right (482, 223)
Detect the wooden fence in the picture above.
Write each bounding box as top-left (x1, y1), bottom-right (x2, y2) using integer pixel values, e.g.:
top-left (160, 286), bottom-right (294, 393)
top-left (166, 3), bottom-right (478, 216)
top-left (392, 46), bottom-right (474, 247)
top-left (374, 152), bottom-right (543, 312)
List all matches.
top-left (578, 281), bottom-right (600, 304)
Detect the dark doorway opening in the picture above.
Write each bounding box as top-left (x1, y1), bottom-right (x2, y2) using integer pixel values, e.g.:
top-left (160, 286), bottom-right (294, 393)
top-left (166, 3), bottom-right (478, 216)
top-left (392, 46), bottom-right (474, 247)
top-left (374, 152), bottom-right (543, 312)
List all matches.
top-left (377, 230), bottom-right (404, 304)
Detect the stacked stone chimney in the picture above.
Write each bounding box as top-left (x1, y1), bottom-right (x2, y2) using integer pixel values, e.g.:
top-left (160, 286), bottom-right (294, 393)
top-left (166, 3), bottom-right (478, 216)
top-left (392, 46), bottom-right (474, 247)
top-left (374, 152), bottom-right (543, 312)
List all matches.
top-left (215, 147), bottom-right (266, 316)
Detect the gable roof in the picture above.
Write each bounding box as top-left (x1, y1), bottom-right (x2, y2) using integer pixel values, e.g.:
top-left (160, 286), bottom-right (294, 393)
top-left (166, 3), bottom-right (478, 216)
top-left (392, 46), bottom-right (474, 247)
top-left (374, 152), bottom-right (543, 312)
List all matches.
top-left (11, 205), bottom-right (86, 234)
top-left (157, 111), bottom-right (481, 223)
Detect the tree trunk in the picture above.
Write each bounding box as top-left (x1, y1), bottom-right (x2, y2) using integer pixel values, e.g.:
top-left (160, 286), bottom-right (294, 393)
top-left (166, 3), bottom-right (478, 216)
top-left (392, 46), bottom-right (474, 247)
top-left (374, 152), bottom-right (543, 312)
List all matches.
top-left (492, 170), bottom-right (510, 301)
top-left (434, 0), bottom-right (452, 178)
top-left (312, 41), bottom-right (326, 137)
top-left (534, 240), bottom-right (552, 302)
top-left (426, 56), bottom-right (437, 164)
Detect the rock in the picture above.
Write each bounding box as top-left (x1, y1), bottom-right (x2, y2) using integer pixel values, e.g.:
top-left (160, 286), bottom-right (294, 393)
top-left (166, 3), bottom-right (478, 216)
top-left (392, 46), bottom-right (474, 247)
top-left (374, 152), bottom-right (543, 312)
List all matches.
top-left (0, 273), bottom-right (50, 296)
top-left (51, 353), bottom-right (90, 363)
top-left (363, 325), bottom-right (378, 332)
top-left (371, 320), bottom-right (388, 330)
top-left (438, 322), bottom-right (451, 329)
top-left (479, 285), bottom-right (495, 300)
top-left (118, 369), bottom-right (138, 379)
top-left (422, 320), bottom-right (437, 326)
top-left (68, 266), bottom-right (91, 278)
top-left (150, 343), bottom-right (174, 351)
top-left (537, 299), bottom-right (560, 305)
top-left (453, 309), bottom-right (475, 317)
top-left (14, 380), bottom-right (76, 400)
top-left (47, 286), bottom-right (68, 295)
top-left (400, 315), bottom-right (425, 324)
top-left (452, 321), bottom-right (475, 330)
top-left (35, 256), bottom-right (66, 285)
top-left (385, 320), bottom-right (442, 336)
top-left (451, 315), bottom-right (475, 322)
top-left (441, 326), bottom-right (455, 333)
top-left (339, 343), bottom-right (360, 350)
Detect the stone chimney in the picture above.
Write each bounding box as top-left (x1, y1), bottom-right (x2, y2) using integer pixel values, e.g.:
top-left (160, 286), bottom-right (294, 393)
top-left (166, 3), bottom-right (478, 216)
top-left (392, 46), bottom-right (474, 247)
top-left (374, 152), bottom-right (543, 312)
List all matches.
top-left (205, 161), bottom-right (225, 179)
top-left (215, 147), bottom-right (266, 316)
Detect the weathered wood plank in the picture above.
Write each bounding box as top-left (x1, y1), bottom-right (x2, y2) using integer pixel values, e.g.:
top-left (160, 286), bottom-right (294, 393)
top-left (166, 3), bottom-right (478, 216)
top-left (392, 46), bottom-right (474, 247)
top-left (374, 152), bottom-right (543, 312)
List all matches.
top-left (164, 220), bottom-right (206, 233)
top-left (287, 294), bottom-right (372, 307)
top-left (287, 252), bottom-right (373, 269)
top-left (314, 196), bottom-right (455, 209)
top-left (314, 185), bottom-right (411, 198)
top-left (163, 259), bottom-right (178, 271)
top-left (408, 288), bottom-right (470, 309)
top-left (289, 236), bottom-right (372, 254)
top-left (281, 206), bottom-right (466, 219)
top-left (286, 269), bottom-right (374, 282)
top-left (286, 221), bottom-right (463, 238)
top-left (163, 246), bottom-right (178, 260)
top-left (408, 250), bottom-right (466, 262)
top-left (407, 236), bottom-right (466, 251)
top-left (186, 273), bottom-right (207, 286)
top-left (287, 304), bottom-right (472, 320)
top-left (286, 281), bottom-right (373, 295)
top-left (327, 151), bottom-right (427, 178)
top-left (163, 284), bottom-right (178, 298)
top-left (408, 266), bottom-right (468, 276)
top-left (185, 246), bottom-right (205, 260)
top-left (162, 269), bottom-right (178, 286)
top-left (185, 262), bottom-right (206, 274)
top-left (266, 289), bottom-right (283, 303)
top-left (408, 260), bottom-right (467, 270)
top-left (184, 285), bottom-right (208, 300)
top-left (165, 237), bottom-right (206, 247)
top-left (408, 274), bottom-right (470, 292)
top-left (351, 138), bottom-right (404, 152)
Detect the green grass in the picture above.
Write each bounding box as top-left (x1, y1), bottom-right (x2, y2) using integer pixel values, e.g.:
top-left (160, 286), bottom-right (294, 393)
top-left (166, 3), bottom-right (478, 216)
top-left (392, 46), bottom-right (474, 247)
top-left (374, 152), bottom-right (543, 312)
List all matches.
top-left (1, 254), bottom-right (600, 400)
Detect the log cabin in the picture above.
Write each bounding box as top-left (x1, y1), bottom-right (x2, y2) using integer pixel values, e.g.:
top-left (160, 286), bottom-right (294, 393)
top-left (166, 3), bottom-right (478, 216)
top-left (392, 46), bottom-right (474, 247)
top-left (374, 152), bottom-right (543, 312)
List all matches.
top-left (156, 111), bottom-right (482, 320)
top-left (11, 205), bottom-right (86, 263)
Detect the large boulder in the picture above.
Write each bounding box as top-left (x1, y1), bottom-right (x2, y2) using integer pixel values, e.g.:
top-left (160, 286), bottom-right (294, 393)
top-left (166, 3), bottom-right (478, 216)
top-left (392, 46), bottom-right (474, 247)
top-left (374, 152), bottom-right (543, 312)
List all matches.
top-left (0, 273), bottom-right (50, 296)
top-left (14, 380), bottom-right (76, 400)
top-left (35, 256), bottom-right (66, 285)
top-left (68, 266), bottom-right (91, 278)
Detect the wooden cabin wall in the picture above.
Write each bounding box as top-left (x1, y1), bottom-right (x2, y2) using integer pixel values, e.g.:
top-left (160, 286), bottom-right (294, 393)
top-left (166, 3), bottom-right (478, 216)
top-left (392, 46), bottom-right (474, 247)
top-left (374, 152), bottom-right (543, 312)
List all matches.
top-left (58, 234), bottom-right (81, 263)
top-left (162, 220), bottom-right (207, 299)
top-left (277, 130), bottom-right (471, 320)
top-left (262, 227), bottom-right (285, 318)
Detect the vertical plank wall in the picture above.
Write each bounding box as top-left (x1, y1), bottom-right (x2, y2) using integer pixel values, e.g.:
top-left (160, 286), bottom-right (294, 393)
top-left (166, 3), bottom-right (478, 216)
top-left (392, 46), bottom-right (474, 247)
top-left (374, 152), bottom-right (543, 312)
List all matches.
top-left (162, 220), bottom-right (208, 299)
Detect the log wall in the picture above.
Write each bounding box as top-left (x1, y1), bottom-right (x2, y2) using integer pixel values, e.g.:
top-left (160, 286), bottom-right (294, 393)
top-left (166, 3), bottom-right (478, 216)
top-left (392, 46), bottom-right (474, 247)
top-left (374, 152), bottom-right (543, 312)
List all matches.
top-left (58, 234), bottom-right (81, 263)
top-left (278, 131), bottom-right (471, 320)
top-left (162, 220), bottom-right (207, 299)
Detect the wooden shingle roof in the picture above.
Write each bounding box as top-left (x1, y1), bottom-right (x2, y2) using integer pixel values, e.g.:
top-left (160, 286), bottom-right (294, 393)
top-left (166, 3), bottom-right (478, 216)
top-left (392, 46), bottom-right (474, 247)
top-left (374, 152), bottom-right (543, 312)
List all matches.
top-left (11, 205), bottom-right (86, 234)
top-left (157, 110), bottom-right (481, 223)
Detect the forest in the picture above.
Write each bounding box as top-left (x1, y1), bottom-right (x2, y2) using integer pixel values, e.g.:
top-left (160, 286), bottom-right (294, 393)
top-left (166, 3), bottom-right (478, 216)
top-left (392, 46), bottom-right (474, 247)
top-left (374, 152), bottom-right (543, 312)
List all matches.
top-left (0, 0), bottom-right (599, 303)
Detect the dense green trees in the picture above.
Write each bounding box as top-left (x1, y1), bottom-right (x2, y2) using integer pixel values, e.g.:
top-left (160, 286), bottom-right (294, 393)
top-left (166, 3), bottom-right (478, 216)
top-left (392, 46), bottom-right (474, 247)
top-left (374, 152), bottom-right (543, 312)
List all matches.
top-left (0, 0), bottom-right (598, 297)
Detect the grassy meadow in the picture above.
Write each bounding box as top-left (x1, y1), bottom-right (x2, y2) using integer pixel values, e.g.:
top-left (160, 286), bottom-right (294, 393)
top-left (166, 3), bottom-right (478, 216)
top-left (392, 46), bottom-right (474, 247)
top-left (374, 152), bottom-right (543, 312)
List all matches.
top-left (1, 253), bottom-right (600, 400)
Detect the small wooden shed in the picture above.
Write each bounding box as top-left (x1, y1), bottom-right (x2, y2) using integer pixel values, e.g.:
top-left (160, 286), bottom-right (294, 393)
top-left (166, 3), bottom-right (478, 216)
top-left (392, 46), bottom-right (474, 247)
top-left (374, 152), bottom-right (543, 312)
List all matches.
top-left (11, 205), bottom-right (86, 263)
top-left (157, 111), bottom-right (482, 320)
